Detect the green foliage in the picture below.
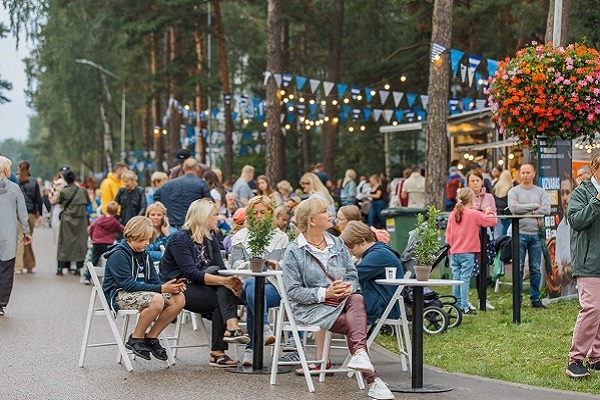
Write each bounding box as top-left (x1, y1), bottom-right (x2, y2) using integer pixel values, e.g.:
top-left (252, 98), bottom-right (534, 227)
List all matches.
top-left (246, 208), bottom-right (275, 258)
top-left (414, 206), bottom-right (440, 266)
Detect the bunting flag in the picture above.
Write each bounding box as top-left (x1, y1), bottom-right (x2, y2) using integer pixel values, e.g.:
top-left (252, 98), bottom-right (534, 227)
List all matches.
top-left (460, 63), bottom-right (468, 82)
top-left (383, 109), bottom-right (394, 123)
top-left (309, 79), bottom-right (320, 94)
top-left (394, 110), bottom-right (404, 122)
top-left (416, 109), bottom-right (426, 120)
top-left (366, 89), bottom-right (374, 103)
top-left (224, 93), bottom-right (231, 105)
top-left (475, 99), bottom-right (488, 109)
top-left (431, 42), bottom-right (447, 61)
top-left (337, 83), bottom-right (348, 98)
top-left (280, 113), bottom-right (286, 123)
top-left (379, 90), bottom-right (390, 105)
top-left (309, 103), bottom-right (318, 116)
top-left (475, 72), bottom-right (482, 90)
top-left (420, 95), bottom-right (429, 110)
top-left (462, 98), bottom-right (474, 111)
top-left (273, 73), bottom-right (282, 88)
top-left (449, 98), bottom-right (459, 110)
top-left (362, 108), bottom-right (372, 121)
top-left (320, 104), bottom-right (326, 114)
top-left (282, 73), bottom-right (293, 87)
top-left (405, 110), bottom-right (415, 121)
top-left (297, 103), bottom-right (306, 115)
top-left (296, 76), bottom-right (307, 91)
top-left (372, 109), bottom-right (382, 122)
top-left (392, 91), bottom-right (404, 107)
top-left (468, 55), bottom-right (482, 86)
top-left (406, 93), bottom-right (417, 108)
top-left (263, 71), bottom-right (272, 87)
top-left (450, 49), bottom-right (465, 76)
top-left (487, 59), bottom-right (499, 78)
top-left (351, 86), bottom-right (361, 99)
top-left (352, 107), bottom-right (361, 121)
top-left (340, 105), bottom-right (351, 123)
top-left (323, 81), bottom-right (335, 96)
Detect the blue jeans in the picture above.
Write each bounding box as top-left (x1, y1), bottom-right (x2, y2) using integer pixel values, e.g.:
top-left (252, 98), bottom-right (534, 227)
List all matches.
top-left (241, 278), bottom-right (281, 350)
top-left (368, 199), bottom-right (386, 228)
top-left (519, 234), bottom-right (542, 303)
top-left (450, 253), bottom-right (476, 311)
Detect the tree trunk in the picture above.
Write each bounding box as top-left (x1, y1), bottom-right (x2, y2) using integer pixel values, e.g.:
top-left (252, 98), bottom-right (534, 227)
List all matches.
top-left (265, 0), bottom-right (284, 184)
top-left (97, 71), bottom-right (113, 169)
top-left (545, 0), bottom-right (570, 47)
top-left (194, 29), bottom-right (207, 164)
top-left (322, 0), bottom-right (344, 179)
top-left (425, 0), bottom-right (453, 209)
top-left (169, 26), bottom-right (182, 166)
top-left (212, 0), bottom-right (234, 181)
top-left (150, 32), bottom-right (164, 172)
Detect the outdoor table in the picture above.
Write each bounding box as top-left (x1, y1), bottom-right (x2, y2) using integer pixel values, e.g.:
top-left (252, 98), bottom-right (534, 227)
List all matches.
top-left (376, 278), bottom-right (462, 393)
top-left (492, 214), bottom-right (544, 324)
top-left (219, 269), bottom-right (287, 374)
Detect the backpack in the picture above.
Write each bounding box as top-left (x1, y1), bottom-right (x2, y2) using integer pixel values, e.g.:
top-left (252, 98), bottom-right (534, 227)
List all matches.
top-left (445, 176), bottom-right (462, 202)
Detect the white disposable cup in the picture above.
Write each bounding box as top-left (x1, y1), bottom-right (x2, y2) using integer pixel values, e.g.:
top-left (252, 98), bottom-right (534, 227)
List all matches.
top-left (385, 267), bottom-right (397, 280)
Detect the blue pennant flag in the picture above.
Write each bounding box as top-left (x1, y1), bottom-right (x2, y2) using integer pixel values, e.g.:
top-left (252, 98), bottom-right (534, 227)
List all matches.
top-left (296, 76), bottom-right (307, 91)
top-left (394, 110), bottom-right (404, 122)
top-left (337, 83), bottom-right (348, 98)
top-left (309, 104), bottom-right (318, 115)
top-left (288, 112), bottom-right (296, 124)
top-left (341, 105), bottom-right (351, 123)
top-left (212, 108), bottom-right (219, 119)
top-left (365, 89), bottom-right (373, 103)
top-left (462, 98), bottom-right (474, 111)
top-left (362, 108), bottom-right (372, 121)
top-left (415, 109), bottom-right (426, 121)
top-left (450, 49), bottom-right (465, 76)
top-left (487, 59), bottom-right (499, 78)
top-left (406, 93), bottom-right (417, 108)
top-left (232, 111), bottom-right (238, 121)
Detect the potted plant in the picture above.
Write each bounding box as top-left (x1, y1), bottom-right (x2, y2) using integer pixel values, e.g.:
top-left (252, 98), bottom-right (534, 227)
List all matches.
top-left (246, 208), bottom-right (276, 272)
top-left (413, 206), bottom-right (441, 281)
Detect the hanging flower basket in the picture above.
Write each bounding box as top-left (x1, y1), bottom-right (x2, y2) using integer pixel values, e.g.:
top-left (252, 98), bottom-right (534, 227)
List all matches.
top-left (487, 42), bottom-right (600, 146)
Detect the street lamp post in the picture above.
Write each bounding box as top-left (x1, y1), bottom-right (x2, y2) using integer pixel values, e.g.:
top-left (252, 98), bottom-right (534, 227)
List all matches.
top-left (75, 58), bottom-right (126, 162)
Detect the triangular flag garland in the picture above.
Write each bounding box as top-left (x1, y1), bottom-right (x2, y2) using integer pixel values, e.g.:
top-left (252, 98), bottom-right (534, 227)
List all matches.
top-left (309, 79), bottom-right (320, 94)
top-left (420, 95), bottom-right (429, 110)
top-left (273, 73), bottom-right (282, 88)
top-left (365, 89), bottom-right (373, 103)
top-left (379, 90), bottom-right (390, 105)
top-left (392, 91), bottom-right (404, 107)
top-left (450, 49), bottom-right (465, 76)
top-left (323, 81), bottom-right (335, 97)
top-left (467, 55), bottom-right (482, 86)
top-left (460, 63), bottom-right (468, 83)
top-left (431, 42), bottom-right (447, 61)
top-left (296, 76), bottom-right (307, 91)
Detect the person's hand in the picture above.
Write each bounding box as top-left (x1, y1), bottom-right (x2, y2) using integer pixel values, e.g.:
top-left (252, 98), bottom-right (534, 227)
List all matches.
top-left (265, 260), bottom-right (277, 270)
top-left (161, 217), bottom-right (171, 235)
top-left (36, 215), bottom-right (43, 227)
top-left (326, 280), bottom-right (352, 299)
top-left (162, 279), bottom-right (186, 294)
top-left (23, 235), bottom-right (32, 246)
top-left (222, 276), bottom-right (243, 296)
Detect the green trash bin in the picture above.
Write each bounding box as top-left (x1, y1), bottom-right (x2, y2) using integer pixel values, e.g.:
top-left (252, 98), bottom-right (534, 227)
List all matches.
top-left (381, 207), bottom-right (427, 255)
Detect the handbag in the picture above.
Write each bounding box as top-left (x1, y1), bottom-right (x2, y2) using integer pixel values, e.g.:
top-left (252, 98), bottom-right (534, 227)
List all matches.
top-left (59, 186), bottom-right (80, 220)
top-left (360, 199), bottom-right (372, 215)
top-left (306, 251), bottom-right (343, 307)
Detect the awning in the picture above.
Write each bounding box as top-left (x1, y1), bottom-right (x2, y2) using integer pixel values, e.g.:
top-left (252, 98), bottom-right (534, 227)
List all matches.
top-left (455, 140), bottom-right (519, 152)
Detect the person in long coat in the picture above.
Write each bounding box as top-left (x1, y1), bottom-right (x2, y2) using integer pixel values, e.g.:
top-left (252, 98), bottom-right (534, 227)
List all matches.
top-left (56, 168), bottom-right (90, 275)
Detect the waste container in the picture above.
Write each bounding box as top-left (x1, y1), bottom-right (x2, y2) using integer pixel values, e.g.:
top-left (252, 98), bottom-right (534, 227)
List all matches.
top-left (381, 207), bottom-right (427, 255)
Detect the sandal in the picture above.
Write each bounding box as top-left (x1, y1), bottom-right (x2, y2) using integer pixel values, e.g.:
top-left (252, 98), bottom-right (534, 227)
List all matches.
top-left (294, 362), bottom-right (333, 376)
top-left (125, 335), bottom-right (151, 361)
top-left (145, 336), bottom-right (168, 361)
top-left (223, 328), bottom-right (250, 344)
top-left (209, 353), bottom-right (237, 368)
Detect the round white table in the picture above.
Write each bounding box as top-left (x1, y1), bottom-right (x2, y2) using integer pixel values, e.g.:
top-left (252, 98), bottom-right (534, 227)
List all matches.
top-left (375, 278), bottom-right (462, 393)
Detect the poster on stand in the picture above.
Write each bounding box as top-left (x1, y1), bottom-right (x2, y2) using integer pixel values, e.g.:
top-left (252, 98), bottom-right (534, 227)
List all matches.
top-left (537, 137), bottom-right (576, 299)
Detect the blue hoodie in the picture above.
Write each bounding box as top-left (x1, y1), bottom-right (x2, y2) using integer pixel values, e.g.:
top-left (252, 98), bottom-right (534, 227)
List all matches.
top-left (102, 239), bottom-right (162, 313)
top-left (356, 241), bottom-right (403, 325)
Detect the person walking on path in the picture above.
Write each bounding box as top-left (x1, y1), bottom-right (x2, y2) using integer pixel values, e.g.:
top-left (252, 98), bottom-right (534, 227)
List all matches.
top-left (566, 153), bottom-right (600, 379)
top-left (56, 168), bottom-right (90, 275)
top-left (99, 162), bottom-right (128, 214)
top-left (153, 158), bottom-right (213, 229)
top-left (401, 166), bottom-right (426, 208)
top-left (507, 163), bottom-right (550, 309)
top-left (0, 156), bottom-right (32, 316)
top-left (15, 160), bottom-right (43, 274)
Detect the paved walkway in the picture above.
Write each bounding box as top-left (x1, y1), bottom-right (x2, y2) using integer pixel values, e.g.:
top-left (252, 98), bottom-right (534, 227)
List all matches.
top-left (0, 226), bottom-right (597, 400)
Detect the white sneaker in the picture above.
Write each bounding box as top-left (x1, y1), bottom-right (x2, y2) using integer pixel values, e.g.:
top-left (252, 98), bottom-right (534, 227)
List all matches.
top-left (263, 325), bottom-right (276, 346)
top-left (242, 349), bottom-right (253, 366)
top-left (283, 337), bottom-right (297, 352)
top-left (468, 302), bottom-right (476, 311)
top-left (486, 300), bottom-right (495, 310)
top-left (368, 377), bottom-right (395, 399)
top-left (347, 351), bottom-right (374, 373)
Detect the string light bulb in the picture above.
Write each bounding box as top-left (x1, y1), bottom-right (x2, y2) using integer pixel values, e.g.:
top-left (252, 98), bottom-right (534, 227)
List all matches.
top-left (357, 95), bottom-right (363, 101)
top-left (384, 84), bottom-right (390, 90)
top-left (320, 100), bottom-right (327, 106)
top-left (184, 104), bottom-right (190, 110)
top-left (332, 100), bottom-right (338, 105)
top-left (299, 97), bottom-right (305, 103)
top-left (279, 90), bottom-right (286, 96)
top-left (284, 124), bottom-right (291, 130)
top-left (497, 159), bottom-right (504, 165)
top-left (332, 117), bottom-right (339, 123)
top-left (343, 98), bottom-right (350, 104)
top-left (309, 99), bottom-right (315, 105)
top-left (360, 125), bottom-right (366, 131)
top-left (263, 122), bottom-right (268, 127)
top-left (508, 153), bottom-right (515, 160)
top-left (348, 126), bottom-right (355, 132)
top-left (400, 75), bottom-right (407, 82)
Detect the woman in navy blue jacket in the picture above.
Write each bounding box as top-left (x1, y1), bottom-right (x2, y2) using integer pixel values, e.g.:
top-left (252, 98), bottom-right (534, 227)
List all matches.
top-left (160, 199), bottom-right (248, 368)
top-left (340, 221), bottom-right (402, 326)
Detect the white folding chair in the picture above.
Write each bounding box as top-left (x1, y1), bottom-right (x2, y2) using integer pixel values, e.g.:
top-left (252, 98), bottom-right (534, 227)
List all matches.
top-left (168, 310), bottom-right (211, 358)
top-left (270, 273), bottom-right (365, 393)
top-left (79, 262), bottom-right (175, 371)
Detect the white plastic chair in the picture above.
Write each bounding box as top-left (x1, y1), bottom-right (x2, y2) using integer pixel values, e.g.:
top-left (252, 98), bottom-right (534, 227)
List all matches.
top-left (79, 262), bottom-right (175, 371)
top-left (168, 310), bottom-right (211, 358)
top-left (270, 273), bottom-right (365, 393)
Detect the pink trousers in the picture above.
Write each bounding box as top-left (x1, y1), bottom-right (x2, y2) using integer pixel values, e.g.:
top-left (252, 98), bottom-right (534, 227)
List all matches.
top-left (330, 293), bottom-right (379, 384)
top-left (569, 277), bottom-right (600, 362)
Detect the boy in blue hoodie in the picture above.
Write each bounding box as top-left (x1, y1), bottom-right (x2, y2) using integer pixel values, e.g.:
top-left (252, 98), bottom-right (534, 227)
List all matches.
top-left (102, 216), bottom-right (185, 361)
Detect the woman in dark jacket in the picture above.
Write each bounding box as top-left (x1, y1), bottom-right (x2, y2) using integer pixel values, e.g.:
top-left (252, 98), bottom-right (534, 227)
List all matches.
top-left (16, 161), bottom-right (43, 273)
top-left (160, 198), bottom-right (248, 367)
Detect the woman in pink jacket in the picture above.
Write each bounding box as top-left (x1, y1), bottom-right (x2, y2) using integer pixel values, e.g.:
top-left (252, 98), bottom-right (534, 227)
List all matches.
top-left (446, 187), bottom-right (497, 315)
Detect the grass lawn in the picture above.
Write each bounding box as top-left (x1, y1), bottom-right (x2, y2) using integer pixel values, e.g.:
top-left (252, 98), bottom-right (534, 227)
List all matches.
top-left (375, 279), bottom-right (600, 395)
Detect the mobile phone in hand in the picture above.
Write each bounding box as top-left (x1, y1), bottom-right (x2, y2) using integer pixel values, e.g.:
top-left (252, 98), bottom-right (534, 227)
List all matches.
top-left (162, 216), bottom-right (167, 227)
top-left (175, 278), bottom-right (187, 284)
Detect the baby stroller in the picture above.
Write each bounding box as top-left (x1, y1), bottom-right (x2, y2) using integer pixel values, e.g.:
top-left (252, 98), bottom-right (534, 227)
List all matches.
top-left (401, 230), bottom-right (463, 335)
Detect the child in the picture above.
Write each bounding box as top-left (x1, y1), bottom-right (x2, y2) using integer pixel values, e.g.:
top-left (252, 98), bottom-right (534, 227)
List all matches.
top-left (115, 170), bottom-right (147, 227)
top-left (445, 187), bottom-right (497, 315)
top-left (88, 201), bottom-right (124, 267)
top-left (102, 216), bottom-right (185, 361)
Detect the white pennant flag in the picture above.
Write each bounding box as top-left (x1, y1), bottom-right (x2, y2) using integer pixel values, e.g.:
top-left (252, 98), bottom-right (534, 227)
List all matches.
top-left (431, 42), bottom-right (447, 62)
top-left (460, 64), bottom-right (467, 83)
top-left (309, 79), bottom-right (321, 94)
top-left (392, 91), bottom-right (404, 107)
top-left (420, 95), bottom-right (429, 110)
top-left (383, 109), bottom-right (393, 122)
top-left (475, 99), bottom-right (487, 109)
top-left (323, 81), bottom-right (335, 96)
top-left (320, 104), bottom-right (326, 114)
top-left (372, 109), bottom-right (382, 122)
top-left (273, 73), bottom-right (282, 88)
top-left (263, 71), bottom-right (272, 87)
top-left (379, 90), bottom-right (390, 105)
top-left (280, 113), bottom-right (286, 123)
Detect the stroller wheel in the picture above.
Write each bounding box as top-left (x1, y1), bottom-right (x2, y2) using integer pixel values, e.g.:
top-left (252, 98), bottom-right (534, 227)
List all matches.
top-left (443, 304), bottom-right (463, 328)
top-left (423, 306), bottom-right (448, 335)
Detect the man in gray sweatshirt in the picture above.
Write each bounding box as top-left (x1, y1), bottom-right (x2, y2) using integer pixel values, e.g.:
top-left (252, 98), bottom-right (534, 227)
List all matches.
top-left (508, 163), bottom-right (551, 309)
top-left (0, 156), bottom-right (32, 316)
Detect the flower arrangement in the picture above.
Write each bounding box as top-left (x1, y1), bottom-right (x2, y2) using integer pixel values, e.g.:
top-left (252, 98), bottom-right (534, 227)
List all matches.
top-left (487, 42), bottom-right (600, 146)
top-left (414, 206), bottom-right (441, 267)
top-left (246, 208), bottom-right (275, 259)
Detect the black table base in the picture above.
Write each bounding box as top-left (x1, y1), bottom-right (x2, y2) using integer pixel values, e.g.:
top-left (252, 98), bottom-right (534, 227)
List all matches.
top-left (389, 383), bottom-right (454, 393)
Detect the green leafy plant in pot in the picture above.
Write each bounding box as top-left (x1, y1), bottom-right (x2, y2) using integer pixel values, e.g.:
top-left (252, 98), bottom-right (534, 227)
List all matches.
top-left (246, 207), bottom-right (275, 272)
top-left (413, 206), bottom-right (441, 281)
